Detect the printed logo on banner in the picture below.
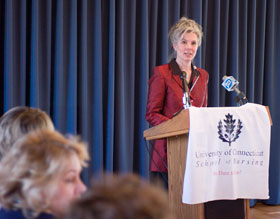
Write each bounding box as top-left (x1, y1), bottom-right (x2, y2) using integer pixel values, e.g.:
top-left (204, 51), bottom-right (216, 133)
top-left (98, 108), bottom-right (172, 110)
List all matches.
top-left (218, 113), bottom-right (243, 146)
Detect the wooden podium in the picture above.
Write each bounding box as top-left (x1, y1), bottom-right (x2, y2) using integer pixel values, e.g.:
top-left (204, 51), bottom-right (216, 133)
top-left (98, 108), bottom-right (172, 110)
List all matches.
top-left (143, 108), bottom-right (266, 219)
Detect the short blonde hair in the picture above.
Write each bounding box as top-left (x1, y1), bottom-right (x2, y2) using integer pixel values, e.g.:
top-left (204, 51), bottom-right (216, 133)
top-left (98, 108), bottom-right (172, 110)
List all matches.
top-left (0, 106), bottom-right (54, 161)
top-left (169, 17), bottom-right (203, 46)
top-left (0, 130), bottom-right (89, 218)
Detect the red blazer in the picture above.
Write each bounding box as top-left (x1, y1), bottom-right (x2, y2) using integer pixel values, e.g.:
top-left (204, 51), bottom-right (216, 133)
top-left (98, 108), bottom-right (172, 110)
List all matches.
top-left (146, 59), bottom-right (209, 172)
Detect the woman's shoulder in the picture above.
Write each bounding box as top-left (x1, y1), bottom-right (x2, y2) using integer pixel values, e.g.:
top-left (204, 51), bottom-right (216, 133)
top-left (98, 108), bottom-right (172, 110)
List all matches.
top-left (153, 62), bottom-right (170, 70)
top-left (152, 63), bottom-right (172, 76)
top-left (197, 67), bottom-right (208, 75)
top-left (197, 67), bottom-right (209, 79)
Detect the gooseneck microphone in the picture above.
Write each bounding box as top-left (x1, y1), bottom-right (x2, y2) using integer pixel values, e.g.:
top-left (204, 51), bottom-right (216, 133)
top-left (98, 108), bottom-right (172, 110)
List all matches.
top-left (222, 75), bottom-right (248, 105)
top-left (180, 71), bottom-right (191, 109)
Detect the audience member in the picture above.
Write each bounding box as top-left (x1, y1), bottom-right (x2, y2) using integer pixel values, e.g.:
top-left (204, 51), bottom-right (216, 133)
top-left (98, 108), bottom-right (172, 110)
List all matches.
top-left (0, 106), bottom-right (54, 161)
top-left (0, 130), bottom-right (89, 219)
top-left (65, 174), bottom-right (173, 219)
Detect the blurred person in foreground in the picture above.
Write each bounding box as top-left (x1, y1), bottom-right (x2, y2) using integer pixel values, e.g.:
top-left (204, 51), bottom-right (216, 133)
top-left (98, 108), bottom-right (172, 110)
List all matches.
top-left (0, 130), bottom-right (89, 219)
top-left (0, 106), bottom-right (54, 162)
top-left (0, 106), bottom-right (54, 218)
top-left (146, 17), bottom-right (209, 187)
top-left (64, 174), bottom-right (174, 219)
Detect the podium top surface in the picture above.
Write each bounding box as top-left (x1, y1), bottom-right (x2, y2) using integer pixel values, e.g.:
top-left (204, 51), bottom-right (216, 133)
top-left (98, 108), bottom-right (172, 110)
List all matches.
top-left (144, 109), bottom-right (189, 141)
top-left (143, 106), bottom-right (272, 141)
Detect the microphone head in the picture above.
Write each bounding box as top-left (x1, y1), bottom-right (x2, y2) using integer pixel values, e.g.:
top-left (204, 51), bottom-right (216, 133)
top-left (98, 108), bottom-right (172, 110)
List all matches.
top-left (180, 71), bottom-right (187, 79)
top-left (222, 76), bottom-right (239, 91)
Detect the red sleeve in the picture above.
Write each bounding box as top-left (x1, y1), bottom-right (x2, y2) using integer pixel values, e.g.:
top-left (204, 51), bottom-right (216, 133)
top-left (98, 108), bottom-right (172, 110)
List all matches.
top-left (145, 67), bottom-right (169, 126)
top-left (203, 72), bottom-right (209, 107)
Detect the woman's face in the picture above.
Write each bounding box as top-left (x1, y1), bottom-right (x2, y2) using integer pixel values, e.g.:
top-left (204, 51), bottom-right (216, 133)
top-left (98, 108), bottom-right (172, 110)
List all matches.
top-left (48, 154), bottom-right (86, 216)
top-left (173, 32), bottom-right (199, 64)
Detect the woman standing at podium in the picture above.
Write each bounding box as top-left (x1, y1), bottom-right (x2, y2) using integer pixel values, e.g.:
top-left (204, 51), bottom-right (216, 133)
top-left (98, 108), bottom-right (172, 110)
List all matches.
top-left (146, 17), bottom-right (208, 188)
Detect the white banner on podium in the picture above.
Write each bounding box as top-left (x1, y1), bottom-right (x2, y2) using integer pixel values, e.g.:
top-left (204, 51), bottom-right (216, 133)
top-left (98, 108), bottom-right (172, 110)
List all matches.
top-left (182, 103), bottom-right (271, 204)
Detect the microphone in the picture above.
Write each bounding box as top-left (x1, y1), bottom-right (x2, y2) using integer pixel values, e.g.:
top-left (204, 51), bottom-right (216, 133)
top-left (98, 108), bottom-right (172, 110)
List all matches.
top-left (222, 76), bottom-right (248, 105)
top-left (180, 71), bottom-right (191, 108)
top-left (222, 76), bottom-right (239, 91)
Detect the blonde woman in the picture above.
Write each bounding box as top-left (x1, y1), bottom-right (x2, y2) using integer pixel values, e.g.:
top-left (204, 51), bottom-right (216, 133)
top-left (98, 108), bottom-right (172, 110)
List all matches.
top-left (0, 130), bottom-right (89, 218)
top-left (146, 17), bottom-right (208, 187)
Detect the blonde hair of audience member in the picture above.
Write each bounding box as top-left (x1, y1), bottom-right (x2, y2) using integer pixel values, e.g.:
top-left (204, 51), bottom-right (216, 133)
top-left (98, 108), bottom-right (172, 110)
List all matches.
top-left (65, 174), bottom-right (173, 219)
top-left (0, 106), bottom-right (54, 161)
top-left (0, 130), bottom-right (89, 218)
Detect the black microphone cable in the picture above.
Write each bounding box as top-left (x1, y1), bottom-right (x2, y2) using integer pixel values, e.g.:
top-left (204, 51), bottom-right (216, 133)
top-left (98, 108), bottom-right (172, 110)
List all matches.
top-left (172, 106), bottom-right (184, 118)
top-left (144, 137), bottom-right (168, 185)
